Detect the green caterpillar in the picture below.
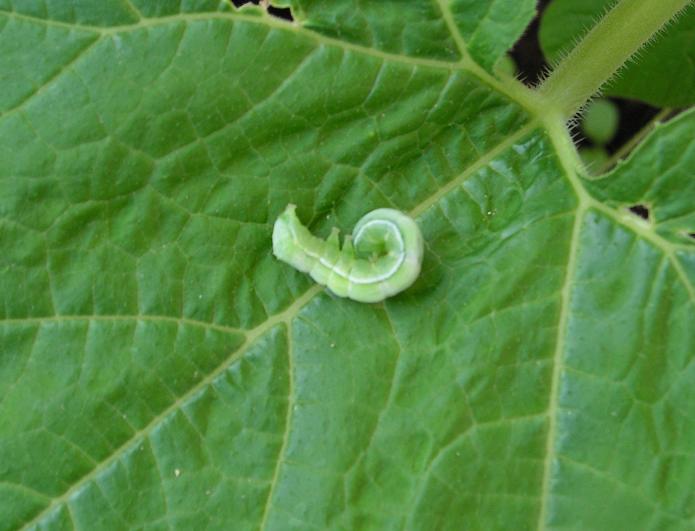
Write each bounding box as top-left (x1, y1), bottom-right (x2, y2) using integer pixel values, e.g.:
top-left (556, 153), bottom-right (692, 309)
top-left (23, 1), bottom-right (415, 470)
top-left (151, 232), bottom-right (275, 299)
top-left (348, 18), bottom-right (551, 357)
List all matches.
top-left (272, 204), bottom-right (424, 303)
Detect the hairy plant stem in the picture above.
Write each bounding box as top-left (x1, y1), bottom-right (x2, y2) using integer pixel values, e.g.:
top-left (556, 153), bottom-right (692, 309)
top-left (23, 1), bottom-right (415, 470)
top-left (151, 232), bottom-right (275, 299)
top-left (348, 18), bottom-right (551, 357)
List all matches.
top-left (539, 0), bottom-right (693, 117)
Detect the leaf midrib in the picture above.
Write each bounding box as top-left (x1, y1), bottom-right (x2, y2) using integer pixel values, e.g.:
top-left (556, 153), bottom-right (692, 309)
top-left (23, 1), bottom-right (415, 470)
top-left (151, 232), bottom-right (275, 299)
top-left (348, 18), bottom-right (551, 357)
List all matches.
top-left (536, 123), bottom-right (584, 531)
top-left (0, 314), bottom-right (243, 335)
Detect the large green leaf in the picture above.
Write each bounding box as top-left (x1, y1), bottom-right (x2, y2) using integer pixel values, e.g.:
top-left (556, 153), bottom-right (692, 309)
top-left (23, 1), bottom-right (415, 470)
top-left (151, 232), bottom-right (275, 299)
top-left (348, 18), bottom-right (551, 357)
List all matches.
top-left (271, 0), bottom-right (537, 71)
top-left (1, 1), bottom-right (694, 530)
top-left (539, 0), bottom-right (695, 107)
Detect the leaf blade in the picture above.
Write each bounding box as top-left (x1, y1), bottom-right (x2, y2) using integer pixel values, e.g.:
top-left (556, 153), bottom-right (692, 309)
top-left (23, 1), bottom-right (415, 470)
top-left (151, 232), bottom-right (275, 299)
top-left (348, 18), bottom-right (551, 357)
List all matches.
top-left (1, 3), bottom-right (694, 530)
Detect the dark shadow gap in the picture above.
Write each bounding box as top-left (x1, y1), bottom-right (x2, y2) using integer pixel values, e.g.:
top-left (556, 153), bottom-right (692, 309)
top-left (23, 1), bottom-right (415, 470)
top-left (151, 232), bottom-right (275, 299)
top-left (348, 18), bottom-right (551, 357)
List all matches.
top-left (229, 0), bottom-right (293, 21)
top-left (268, 5), bottom-right (293, 21)
top-left (688, 233), bottom-right (695, 240)
top-left (628, 205), bottom-right (650, 221)
top-left (509, 0), bottom-right (551, 86)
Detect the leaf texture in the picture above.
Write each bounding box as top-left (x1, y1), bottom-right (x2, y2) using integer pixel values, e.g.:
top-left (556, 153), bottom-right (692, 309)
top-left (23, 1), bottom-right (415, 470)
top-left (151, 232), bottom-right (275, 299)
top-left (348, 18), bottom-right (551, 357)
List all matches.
top-left (0, 1), bottom-right (694, 530)
top-left (271, 0), bottom-right (537, 70)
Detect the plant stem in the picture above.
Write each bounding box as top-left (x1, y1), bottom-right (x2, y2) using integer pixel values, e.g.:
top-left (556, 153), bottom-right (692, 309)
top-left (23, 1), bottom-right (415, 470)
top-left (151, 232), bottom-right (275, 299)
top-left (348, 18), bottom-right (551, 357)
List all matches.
top-left (539, 0), bottom-right (693, 117)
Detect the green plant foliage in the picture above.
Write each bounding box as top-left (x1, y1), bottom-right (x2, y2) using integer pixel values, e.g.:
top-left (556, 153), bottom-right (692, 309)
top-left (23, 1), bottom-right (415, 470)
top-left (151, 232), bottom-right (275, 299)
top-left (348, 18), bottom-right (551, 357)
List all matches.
top-left (495, 53), bottom-right (518, 77)
top-left (0, 1), bottom-right (694, 530)
top-left (587, 108), bottom-right (695, 245)
top-left (539, 0), bottom-right (695, 107)
top-left (579, 145), bottom-right (610, 172)
top-left (581, 98), bottom-right (620, 146)
top-left (271, 0), bottom-right (537, 71)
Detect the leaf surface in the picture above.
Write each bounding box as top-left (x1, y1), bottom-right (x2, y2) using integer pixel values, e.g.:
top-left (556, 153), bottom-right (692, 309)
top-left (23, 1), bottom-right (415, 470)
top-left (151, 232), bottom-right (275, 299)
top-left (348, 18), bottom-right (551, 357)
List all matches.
top-left (586, 108), bottom-right (695, 245)
top-left (0, 2), bottom-right (694, 530)
top-left (271, 0), bottom-right (537, 70)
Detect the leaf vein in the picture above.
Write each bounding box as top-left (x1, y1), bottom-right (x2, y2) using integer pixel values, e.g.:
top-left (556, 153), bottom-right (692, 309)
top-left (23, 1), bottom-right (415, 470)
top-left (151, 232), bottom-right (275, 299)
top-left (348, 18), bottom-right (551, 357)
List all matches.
top-left (17, 285), bottom-right (322, 530)
top-left (0, 314), bottom-right (244, 335)
top-left (432, 0), bottom-right (469, 60)
top-left (0, 36), bottom-right (100, 120)
top-left (258, 322), bottom-right (294, 531)
top-left (535, 175), bottom-right (584, 530)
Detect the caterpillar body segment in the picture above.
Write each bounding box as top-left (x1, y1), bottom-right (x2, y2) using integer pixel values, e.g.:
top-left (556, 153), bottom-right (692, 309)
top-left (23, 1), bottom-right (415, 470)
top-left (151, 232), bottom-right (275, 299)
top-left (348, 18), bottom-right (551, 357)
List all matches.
top-left (272, 204), bottom-right (423, 303)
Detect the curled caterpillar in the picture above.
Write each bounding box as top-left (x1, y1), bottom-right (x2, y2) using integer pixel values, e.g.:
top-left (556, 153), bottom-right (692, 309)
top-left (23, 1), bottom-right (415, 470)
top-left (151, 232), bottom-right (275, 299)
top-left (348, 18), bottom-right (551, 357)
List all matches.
top-left (272, 204), bottom-right (424, 303)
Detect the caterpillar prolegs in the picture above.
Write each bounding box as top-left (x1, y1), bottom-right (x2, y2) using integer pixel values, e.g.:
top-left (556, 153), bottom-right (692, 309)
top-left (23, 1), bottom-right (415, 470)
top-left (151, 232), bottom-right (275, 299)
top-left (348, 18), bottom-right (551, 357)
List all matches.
top-left (272, 204), bottom-right (424, 303)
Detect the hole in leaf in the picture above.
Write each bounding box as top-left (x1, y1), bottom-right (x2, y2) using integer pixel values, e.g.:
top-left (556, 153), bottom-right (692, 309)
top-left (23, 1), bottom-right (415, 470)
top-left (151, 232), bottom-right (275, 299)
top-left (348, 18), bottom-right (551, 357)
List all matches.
top-left (628, 204), bottom-right (650, 221)
top-left (509, 5), bottom-right (549, 86)
top-left (267, 5), bottom-right (293, 21)
top-left (229, 0), bottom-right (293, 21)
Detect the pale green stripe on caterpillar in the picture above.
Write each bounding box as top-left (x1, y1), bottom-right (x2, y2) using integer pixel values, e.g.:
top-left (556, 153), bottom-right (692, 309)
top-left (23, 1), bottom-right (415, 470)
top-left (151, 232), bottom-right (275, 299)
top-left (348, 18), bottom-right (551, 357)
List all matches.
top-left (272, 204), bottom-right (424, 303)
